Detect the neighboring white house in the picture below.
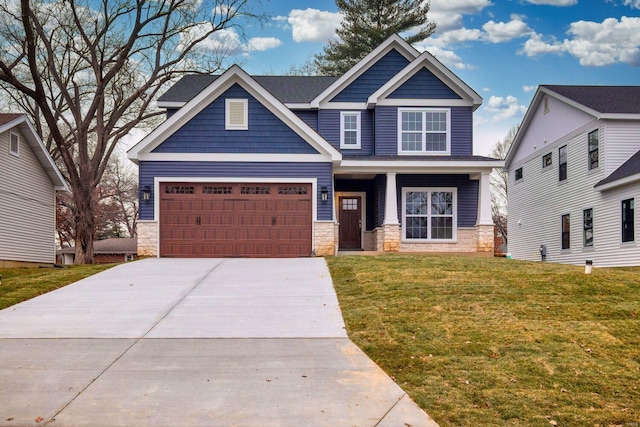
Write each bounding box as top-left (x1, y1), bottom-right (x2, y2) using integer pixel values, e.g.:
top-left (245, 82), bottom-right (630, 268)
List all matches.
top-left (505, 85), bottom-right (640, 267)
top-left (0, 114), bottom-right (68, 266)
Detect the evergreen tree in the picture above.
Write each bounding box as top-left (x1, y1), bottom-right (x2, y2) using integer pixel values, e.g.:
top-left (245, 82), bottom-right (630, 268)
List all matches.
top-left (315, 0), bottom-right (436, 75)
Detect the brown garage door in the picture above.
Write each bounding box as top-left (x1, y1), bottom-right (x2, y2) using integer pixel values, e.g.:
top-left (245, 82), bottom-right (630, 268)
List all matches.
top-left (160, 183), bottom-right (312, 257)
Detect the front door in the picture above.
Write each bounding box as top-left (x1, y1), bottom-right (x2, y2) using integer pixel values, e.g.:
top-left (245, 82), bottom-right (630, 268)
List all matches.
top-left (339, 196), bottom-right (361, 249)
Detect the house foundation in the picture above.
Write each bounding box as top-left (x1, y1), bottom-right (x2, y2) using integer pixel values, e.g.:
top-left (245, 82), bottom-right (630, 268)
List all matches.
top-left (313, 221), bottom-right (338, 256)
top-left (137, 220), bottom-right (158, 257)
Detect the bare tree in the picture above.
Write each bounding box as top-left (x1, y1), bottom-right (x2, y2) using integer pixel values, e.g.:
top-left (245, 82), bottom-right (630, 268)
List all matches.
top-left (98, 155), bottom-right (139, 239)
top-left (0, 0), bottom-right (263, 263)
top-left (490, 125), bottom-right (518, 245)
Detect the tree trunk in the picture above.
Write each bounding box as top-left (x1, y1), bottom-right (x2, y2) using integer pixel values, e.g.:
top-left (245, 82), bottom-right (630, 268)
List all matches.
top-left (72, 183), bottom-right (96, 264)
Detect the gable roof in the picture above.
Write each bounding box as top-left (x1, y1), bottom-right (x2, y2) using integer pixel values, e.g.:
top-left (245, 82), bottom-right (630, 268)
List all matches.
top-left (505, 85), bottom-right (640, 169)
top-left (595, 148), bottom-right (640, 191)
top-left (157, 75), bottom-right (339, 108)
top-left (128, 65), bottom-right (342, 162)
top-left (367, 51), bottom-right (482, 110)
top-left (542, 85), bottom-right (640, 115)
top-left (0, 114), bottom-right (68, 190)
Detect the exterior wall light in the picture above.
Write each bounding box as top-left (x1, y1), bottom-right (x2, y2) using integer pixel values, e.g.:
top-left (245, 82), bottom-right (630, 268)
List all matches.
top-left (142, 185), bottom-right (151, 202)
top-left (321, 186), bottom-right (329, 202)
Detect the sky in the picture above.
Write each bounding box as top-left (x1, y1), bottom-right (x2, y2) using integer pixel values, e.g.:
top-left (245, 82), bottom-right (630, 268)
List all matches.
top-left (212, 0), bottom-right (640, 156)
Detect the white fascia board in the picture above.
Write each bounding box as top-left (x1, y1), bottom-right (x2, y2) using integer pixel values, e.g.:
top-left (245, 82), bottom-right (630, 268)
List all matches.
top-left (337, 159), bottom-right (503, 174)
top-left (138, 152), bottom-right (333, 163)
top-left (599, 113), bottom-right (640, 120)
top-left (376, 99), bottom-right (473, 108)
top-left (285, 103), bottom-right (313, 110)
top-left (367, 52), bottom-right (482, 109)
top-left (310, 34), bottom-right (419, 109)
top-left (4, 116), bottom-right (68, 190)
top-left (596, 173), bottom-right (640, 191)
top-left (128, 65), bottom-right (341, 162)
top-left (317, 102), bottom-right (367, 110)
top-left (156, 101), bottom-right (186, 109)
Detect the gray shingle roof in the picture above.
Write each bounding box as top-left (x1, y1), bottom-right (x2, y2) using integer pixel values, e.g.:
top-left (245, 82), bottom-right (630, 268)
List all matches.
top-left (595, 149), bottom-right (640, 188)
top-left (158, 75), bottom-right (339, 105)
top-left (543, 85), bottom-right (640, 114)
top-left (0, 113), bottom-right (25, 126)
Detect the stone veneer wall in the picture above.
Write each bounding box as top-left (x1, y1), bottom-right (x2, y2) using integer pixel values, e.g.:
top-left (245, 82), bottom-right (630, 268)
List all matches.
top-left (314, 221), bottom-right (338, 256)
top-left (476, 224), bottom-right (494, 252)
top-left (399, 227), bottom-right (481, 252)
top-left (137, 221), bottom-right (158, 257)
top-left (373, 224), bottom-right (401, 252)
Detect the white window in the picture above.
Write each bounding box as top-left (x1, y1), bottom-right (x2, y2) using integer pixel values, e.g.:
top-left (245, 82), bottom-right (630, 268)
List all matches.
top-left (225, 99), bottom-right (248, 130)
top-left (9, 131), bottom-right (19, 156)
top-left (402, 187), bottom-right (456, 241)
top-left (398, 108), bottom-right (450, 155)
top-left (340, 111), bottom-right (361, 149)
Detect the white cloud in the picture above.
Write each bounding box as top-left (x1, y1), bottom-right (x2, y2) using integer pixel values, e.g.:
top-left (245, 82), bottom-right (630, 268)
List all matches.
top-left (521, 17), bottom-right (640, 66)
top-left (524, 0), bottom-right (577, 5)
top-left (421, 45), bottom-right (474, 69)
top-left (246, 37), bottom-right (282, 51)
top-left (485, 95), bottom-right (527, 121)
top-left (287, 8), bottom-right (342, 43)
top-left (523, 85), bottom-right (537, 92)
top-left (482, 15), bottom-right (532, 42)
top-left (429, 28), bottom-right (484, 47)
top-left (430, 0), bottom-right (493, 14)
top-left (623, 0), bottom-right (640, 8)
top-left (430, 12), bottom-right (464, 33)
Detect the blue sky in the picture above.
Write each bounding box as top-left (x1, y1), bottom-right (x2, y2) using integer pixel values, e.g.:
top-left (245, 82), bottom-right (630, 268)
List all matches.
top-left (210, 0), bottom-right (640, 155)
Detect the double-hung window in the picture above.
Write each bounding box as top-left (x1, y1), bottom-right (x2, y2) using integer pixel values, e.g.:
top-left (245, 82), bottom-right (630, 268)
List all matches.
top-left (588, 130), bottom-right (599, 170)
top-left (402, 188), bottom-right (456, 241)
top-left (583, 208), bottom-right (593, 247)
top-left (622, 198), bottom-right (635, 243)
top-left (340, 111), bottom-right (361, 149)
top-left (561, 214), bottom-right (570, 250)
top-left (398, 108), bottom-right (450, 155)
top-left (559, 145), bottom-right (567, 181)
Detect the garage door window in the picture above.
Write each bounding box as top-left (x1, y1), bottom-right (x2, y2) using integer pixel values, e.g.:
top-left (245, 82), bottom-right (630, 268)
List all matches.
top-left (165, 185), bottom-right (194, 194)
top-left (203, 186), bottom-right (232, 194)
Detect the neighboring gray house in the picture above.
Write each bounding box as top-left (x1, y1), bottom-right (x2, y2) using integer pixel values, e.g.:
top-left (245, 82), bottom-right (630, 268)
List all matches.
top-left (0, 114), bottom-right (68, 266)
top-left (505, 86), bottom-right (640, 267)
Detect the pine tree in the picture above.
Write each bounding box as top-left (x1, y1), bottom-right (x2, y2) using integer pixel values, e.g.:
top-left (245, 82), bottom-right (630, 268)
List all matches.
top-left (315, 0), bottom-right (436, 75)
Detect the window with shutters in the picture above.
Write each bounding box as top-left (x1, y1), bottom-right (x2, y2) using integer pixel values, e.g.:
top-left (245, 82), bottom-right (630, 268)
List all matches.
top-left (225, 99), bottom-right (248, 130)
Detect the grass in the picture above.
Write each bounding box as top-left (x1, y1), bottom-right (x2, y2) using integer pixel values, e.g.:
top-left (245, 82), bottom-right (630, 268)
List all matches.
top-left (0, 264), bottom-right (116, 310)
top-left (327, 254), bottom-right (640, 427)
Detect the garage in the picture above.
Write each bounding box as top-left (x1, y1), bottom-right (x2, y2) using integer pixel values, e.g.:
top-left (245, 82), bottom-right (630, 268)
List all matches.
top-left (159, 182), bottom-right (312, 258)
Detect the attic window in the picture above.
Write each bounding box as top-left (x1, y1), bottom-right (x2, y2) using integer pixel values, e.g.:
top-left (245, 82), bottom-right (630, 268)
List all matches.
top-left (9, 131), bottom-right (19, 156)
top-left (225, 99), bottom-right (248, 130)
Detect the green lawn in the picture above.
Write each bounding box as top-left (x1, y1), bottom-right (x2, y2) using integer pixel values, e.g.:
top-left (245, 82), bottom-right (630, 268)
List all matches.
top-left (0, 264), bottom-right (116, 310)
top-left (327, 254), bottom-right (640, 427)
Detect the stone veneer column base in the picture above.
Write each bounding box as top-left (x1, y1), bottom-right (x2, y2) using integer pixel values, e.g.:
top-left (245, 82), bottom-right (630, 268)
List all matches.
top-left (314, 221), bottom-right (338, 256)
top-left (137, 220), bottom-right (158, 257)
top-left (374, 224), bottom-right (400, 252)
top-left (476, 224), bottom-right (494, 252)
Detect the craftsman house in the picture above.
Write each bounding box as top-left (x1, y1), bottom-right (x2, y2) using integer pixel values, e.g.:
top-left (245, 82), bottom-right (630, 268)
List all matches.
top-left (505, 85), bottom-right (640, 267)
top-left (128, 35), bottom-right (502, 258)
top-left (0, 113), bottom-right (68, 266)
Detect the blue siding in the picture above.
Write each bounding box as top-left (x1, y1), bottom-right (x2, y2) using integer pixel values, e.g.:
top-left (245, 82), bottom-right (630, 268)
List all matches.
top-left (375, 106), bottom-right (473, 156)
top-left (330, 50), bottom-right (410, 103)
top-left (318, 110), bottom-right (374, 156)
top-left (388, 68), bottom-right (461, 99)
top-left (139, 161), bottom-right (333, 221)
top-left (397, 175), bottom-right (478, 227)
top-left (153, 84), bottom-right (318, 154)
top-left (294, 110), bottom-right (318, 131)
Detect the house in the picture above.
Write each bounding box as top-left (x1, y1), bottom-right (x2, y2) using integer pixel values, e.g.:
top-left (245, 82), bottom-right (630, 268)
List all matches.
top-left (505, 85), bottom-right (640, 267)
top-left (0, 113), bottom-right (68, 267)
top-left (58, 237), bottom-right (138, 265)
top-left (127, 35), bottom-right (502, 258)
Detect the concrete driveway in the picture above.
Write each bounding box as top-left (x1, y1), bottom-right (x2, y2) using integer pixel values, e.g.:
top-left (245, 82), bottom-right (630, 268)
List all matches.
top-left (0, 258), bottom-right (438, 426)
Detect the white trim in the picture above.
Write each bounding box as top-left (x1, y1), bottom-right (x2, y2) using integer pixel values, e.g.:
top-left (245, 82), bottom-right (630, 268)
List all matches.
top-left (384, 173), bottom-right (399, 225)
top-left (128, 65), bottom-right (341, 163)
top-left (401, 187), bottom-right (457, 242)
top-left (310, 34), bottom-right (419, 108)
top-left (153, 177), bottom-right (319, 257)
top-left (397, 108), bottom-right (451, 155)
top-left (336, 191), bottom-right (367, 249)
top-left (318, 102), bottom-right (366, 110)
top-left (340, 111), bottom-right (361, 149)
top-left (156, 101), bottom-right (186, 109)
top-left (367, 51), bottom-right (482, 110)
top-left (9, 131), bottom-right (19, 156)
top-left (377, 99), bottom-right (474, 108)
top-left (596, 172), bottom-right (640, 191)
top-left (225, 98), bottom-right (248, 130)
top-left (138, 152), bottom-right (333, 163)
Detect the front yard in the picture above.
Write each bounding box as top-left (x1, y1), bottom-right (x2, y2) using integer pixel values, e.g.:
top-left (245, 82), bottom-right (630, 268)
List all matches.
top-left (327, 254), bottom-right (640, 426)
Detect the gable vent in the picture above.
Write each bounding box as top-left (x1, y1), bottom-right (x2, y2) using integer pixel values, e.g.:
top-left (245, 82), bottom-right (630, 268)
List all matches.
top-left (225, 98), bottom-right (248, 130)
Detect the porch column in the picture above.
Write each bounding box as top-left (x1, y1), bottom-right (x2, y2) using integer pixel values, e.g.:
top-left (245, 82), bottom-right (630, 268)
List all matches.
top-left (383, 173), bottom-right (399, 224)
top-left (476, 172), bottom-right (493, 226)
top-left (476, 171), bottom-right (494, 252)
